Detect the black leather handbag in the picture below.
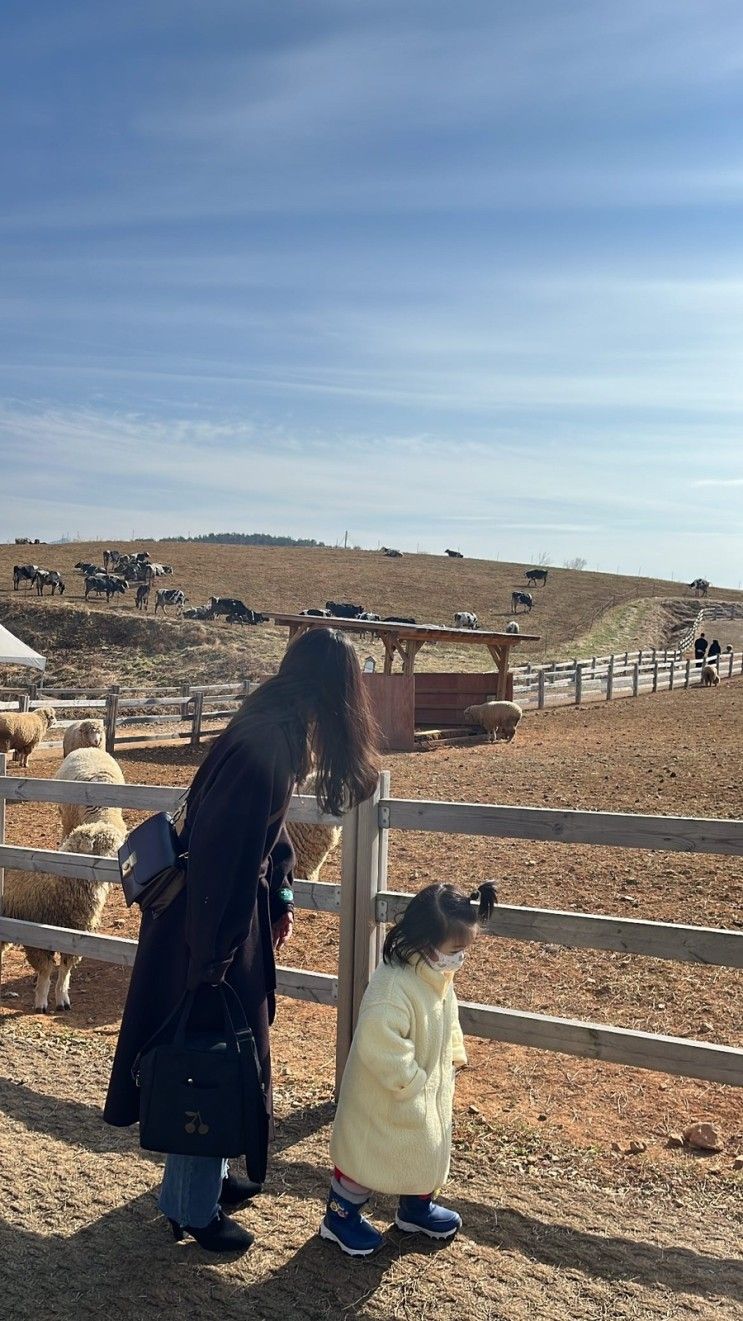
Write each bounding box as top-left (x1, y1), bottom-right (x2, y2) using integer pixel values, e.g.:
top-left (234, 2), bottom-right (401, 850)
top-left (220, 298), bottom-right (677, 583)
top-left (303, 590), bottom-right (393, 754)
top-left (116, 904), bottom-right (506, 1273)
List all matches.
top-left (133, 986), bottom-right (269, 1180)
top-left (118, 800), bottom-right (188, 916)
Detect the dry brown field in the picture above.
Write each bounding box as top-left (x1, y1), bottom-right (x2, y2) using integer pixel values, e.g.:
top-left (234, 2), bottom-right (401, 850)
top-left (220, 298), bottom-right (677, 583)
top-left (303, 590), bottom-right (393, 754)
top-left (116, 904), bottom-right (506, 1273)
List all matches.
top-left (2, 538), bottom-right (742, 687)
top-left (1, 668), bottom-right (741, 1318)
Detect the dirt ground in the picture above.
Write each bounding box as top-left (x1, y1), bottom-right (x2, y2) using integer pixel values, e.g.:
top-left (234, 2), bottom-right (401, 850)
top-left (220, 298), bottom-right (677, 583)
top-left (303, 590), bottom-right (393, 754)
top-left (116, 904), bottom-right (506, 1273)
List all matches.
top-left (1, 674), bottom-right (742, 1318)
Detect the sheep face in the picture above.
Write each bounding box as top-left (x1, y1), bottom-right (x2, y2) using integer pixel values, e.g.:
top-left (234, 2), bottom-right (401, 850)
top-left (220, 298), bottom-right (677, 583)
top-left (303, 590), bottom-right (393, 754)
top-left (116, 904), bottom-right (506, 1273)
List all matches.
top-left (463, 706), bottom-right (479, 726)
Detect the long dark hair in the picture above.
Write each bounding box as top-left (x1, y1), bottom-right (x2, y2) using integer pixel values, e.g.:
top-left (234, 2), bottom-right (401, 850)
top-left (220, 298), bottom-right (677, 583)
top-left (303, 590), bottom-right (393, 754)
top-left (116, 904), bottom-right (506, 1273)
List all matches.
top-left (231, 628), bottom-right (379, 815)
top-left (383, 882), bottom-right (497, 967)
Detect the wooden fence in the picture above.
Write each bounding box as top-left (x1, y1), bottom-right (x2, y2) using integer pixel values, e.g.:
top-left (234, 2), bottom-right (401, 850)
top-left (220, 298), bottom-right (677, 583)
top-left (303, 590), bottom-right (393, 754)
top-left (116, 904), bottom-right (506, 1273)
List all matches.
top-left (0, 682), bottom-right (251, 753)
top-left (1, 758), bottom-right (741, 1092)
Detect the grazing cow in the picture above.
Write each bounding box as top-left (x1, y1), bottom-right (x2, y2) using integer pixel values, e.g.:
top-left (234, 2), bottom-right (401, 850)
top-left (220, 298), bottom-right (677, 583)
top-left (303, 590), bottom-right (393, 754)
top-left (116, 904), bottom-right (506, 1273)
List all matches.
top-left (225, 610), bottom-right (269, 625)
top-left (85, 574), bottom-right (128, 602)
top-left (454, 611), bottom-right (479, 629)
top-left (383, 615), bottom-right (417, 625)
top-left (325, 601), bottom-right (364, 618)
top-left (33, 570), bottom-right (65, 596)
top-left (154, 588), bottom-right (186, 615)
top-left (300, 608), bottom-right (331, 618)
top-left (14, 537), bottom-right (32, 545)
top-left (13, 564), bottom-right (39, 590)
top-left (525, 568), bottom-right (548, 587)
top-left (689, 577), bottom-right (710, 597)
top-left (103, 549), bottom-right (120, 571)
top-left (208, 596), bottom-right (255, 619)
top-left (145, 562), bottom-right (173, 580)
top-left (511, 591), bottom-right (533, 613)
top-left (74, 561), bottom-right (102, 576)
top-left (445, 549), bottom-right (464, 558)
top-left (135, 583), bottom-right (150, 611)
top-left (381, 547), bottom-right (403, 558)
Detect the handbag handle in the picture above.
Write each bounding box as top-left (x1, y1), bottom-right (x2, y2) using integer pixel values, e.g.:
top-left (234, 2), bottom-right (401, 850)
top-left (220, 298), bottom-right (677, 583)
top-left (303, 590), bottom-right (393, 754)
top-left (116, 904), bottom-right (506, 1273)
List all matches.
top-left (131, 983), bottom-right (250, 1083)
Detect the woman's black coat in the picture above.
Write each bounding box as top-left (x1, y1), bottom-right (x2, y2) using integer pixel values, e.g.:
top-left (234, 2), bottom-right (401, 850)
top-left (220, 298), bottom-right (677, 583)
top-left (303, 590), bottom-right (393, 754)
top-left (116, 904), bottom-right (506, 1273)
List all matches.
top-left (103, 713), bottom-right (296, 1133)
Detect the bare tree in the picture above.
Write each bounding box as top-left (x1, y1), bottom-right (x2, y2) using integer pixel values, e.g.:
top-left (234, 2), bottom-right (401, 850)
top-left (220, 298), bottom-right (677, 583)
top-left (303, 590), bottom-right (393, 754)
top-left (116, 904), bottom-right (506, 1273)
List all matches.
top-left (563, 556), bottom-right (587, 571)
top-left (537, 550), bottom-right (550, 566)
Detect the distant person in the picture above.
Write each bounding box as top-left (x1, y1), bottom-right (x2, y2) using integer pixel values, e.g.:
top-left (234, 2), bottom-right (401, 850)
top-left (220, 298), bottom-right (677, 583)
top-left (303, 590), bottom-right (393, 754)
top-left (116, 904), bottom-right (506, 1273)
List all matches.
top-left (707, 638), bottom-right (721, 662)
top-left (725, 644), bottom-right (733, 654)
top-left (693, 632), bottom-right (707, 666)
top-left (321, 880), bottom-right (496, 1256)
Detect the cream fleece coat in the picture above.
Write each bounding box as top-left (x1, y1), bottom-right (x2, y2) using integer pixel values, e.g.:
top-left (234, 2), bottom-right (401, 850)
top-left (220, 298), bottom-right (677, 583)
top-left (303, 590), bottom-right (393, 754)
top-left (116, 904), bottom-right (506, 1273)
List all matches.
top-left (330, 957), bottom-right (467, 1195)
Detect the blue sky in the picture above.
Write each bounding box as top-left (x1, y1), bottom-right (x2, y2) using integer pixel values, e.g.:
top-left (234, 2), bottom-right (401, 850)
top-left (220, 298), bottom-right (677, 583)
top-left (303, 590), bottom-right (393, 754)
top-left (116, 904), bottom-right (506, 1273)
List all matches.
top-left (1, 0), bottom-right (742, 584)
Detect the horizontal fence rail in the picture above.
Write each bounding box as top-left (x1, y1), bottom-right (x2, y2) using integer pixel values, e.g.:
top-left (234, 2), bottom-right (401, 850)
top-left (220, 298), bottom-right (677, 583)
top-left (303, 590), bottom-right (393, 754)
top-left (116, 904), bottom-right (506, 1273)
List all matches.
top-left (0, 763), bottom-right (741, 1090)
top-left (381, 798), bottom-right (743, 856)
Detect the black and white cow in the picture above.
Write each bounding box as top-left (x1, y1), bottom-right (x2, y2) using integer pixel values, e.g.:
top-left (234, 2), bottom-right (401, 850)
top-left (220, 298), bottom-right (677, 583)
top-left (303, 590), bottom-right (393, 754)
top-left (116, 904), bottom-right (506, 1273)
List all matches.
top-left (13, 563), bottom-right (39, 590)
top-left (454, 611), bottom-right (479, 629)
top-left (33, 569), bottom-right (65, 596)
top-left (525, 568), bottom-right (548, 587)
top-left (145, 562), bottom-right (173, 580)
top-left (300, 608), bottom-right (331, 617)
top-left (511, 590), bottom-right (533, 613)
top-left (383, 615), bottom-right (417, 625)
top-left (75, 561), bottom-right (103, 576)
top-left (225, 610), bottom-right (269, 625)
top-left (381, 547), bottom-right (403, 558)
top-left (445, 549), bottom-right (464, 558)
top-left (183, 603), bottom-right (215, 620)
top-left (208, 596), bottom-right (253, 619)
top-left (154, 588), bottom-right (186, 615)
top-left (325, 601), bottom-right (364, 618)
top-left (689, 577), bottom-right (710, 597)
top-left (85, 574), bottom-right (128, 602)
top-left (135, 584), bottom-right (151, 611)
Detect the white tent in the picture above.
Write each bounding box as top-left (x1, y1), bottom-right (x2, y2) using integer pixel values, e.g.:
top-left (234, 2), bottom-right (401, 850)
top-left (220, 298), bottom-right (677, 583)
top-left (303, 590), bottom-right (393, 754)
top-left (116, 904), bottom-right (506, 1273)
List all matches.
top-left (0, 622), bottom-right (46, 672)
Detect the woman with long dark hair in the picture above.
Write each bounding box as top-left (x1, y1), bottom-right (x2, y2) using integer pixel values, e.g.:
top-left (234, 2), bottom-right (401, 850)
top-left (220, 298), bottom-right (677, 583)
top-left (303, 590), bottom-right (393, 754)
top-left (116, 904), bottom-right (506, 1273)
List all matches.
top-left (104, 628), bottom-right (379, 1252)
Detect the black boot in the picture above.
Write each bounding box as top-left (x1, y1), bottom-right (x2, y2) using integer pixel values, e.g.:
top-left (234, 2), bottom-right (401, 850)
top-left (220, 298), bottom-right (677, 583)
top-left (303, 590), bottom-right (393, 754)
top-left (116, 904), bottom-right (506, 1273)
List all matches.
top-left (168, 1210), bottom-right (254, 1253)
top-left (219, 1171), bottom-right (263, 1208)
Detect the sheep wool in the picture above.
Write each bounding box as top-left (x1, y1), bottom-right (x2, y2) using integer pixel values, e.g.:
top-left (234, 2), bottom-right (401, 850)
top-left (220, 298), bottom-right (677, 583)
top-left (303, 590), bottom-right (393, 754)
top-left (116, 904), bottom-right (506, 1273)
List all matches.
top-left (62, 718), bottom-right (105, 758)
top-left (54, 746), bottom-right (125, 839)
top-left (0, 707), bottom-right (55, 767)
top-left (463, 700), bottom-right (523, 743)
top-left (330, 958), bottom-right (467, 1195)
top-left (287, 771), bottom-right (341, 880)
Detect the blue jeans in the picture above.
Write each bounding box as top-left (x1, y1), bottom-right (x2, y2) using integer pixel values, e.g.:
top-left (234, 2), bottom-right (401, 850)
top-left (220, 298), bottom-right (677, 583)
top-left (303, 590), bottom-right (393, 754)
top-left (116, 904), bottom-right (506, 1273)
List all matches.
top-left (158, 1155), bottom-right (228, 1228)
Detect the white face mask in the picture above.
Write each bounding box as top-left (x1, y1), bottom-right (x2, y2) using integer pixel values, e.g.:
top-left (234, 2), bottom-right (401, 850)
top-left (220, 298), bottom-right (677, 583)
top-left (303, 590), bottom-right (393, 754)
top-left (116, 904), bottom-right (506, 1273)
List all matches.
top-left (430, 948), bottom-right (466, 972)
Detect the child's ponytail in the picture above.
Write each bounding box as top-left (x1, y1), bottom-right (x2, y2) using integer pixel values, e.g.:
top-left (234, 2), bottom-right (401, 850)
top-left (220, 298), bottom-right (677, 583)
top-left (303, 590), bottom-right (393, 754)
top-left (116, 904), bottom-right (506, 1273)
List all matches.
top-left (469, 882), bottom-right (497, 920)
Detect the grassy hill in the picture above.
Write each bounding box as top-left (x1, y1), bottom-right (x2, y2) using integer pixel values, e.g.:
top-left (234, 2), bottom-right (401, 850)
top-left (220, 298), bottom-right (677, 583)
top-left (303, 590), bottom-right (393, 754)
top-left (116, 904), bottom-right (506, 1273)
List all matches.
top-left (1, 540), bottom-right (741, 686)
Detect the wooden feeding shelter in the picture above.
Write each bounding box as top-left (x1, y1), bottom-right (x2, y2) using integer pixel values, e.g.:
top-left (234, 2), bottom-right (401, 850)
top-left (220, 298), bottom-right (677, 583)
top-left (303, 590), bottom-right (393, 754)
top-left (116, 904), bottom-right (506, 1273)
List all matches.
top-left (272, 615), bottom-right (540, 752)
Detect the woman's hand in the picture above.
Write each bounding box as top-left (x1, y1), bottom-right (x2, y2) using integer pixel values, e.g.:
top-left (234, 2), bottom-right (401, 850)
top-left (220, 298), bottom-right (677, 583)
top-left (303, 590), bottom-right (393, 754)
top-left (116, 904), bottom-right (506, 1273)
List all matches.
top-left (272, 911), bottom-right (294, 951)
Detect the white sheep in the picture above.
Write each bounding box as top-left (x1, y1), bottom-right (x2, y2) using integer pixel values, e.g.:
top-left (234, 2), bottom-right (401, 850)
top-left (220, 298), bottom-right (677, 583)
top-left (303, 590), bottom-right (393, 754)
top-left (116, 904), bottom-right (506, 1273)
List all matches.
top-left (701, 664), bottom-right (720, 688)
top-left (54, 746), bottom-right (126, 840)
top-left (2, 818), bottom-right (126, 1011)
top-left (0, 707), bottom-right (55, 767)
top-left (505, 620), bottom-right (520, 635)
top-left (62, 718), bottom-right (105, 758)
top-left (463, 700), bottom-right (523, 743)
top-left (287, 771), bottom-right (342, 881)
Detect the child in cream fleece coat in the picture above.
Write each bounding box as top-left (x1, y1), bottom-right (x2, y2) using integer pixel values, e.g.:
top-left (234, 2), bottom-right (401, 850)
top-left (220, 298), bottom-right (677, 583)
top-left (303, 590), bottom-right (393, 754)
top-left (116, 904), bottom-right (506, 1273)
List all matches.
top-left (321, 881), bottom-right (496, 1256)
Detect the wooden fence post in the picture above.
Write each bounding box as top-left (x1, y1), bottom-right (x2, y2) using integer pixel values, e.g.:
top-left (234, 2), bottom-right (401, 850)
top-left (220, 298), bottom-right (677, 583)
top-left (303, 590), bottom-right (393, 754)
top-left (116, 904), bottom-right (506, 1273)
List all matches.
top-left (537, 669), bottom-right (545, 710)
top-left (105, 685), bottom-right (120, 754)
top-left (632, 662), bottom-right (640, 697)
top-left (575, 664), bottom-right (583, 706)
top-left (652, 661), bottom-right (659, 693)
top-left (179, 683), bottom-right (191, 720)
top-left (19, 695), bottom-right (30, 713)
top-left (669, 661), bottom-right (675, 691)
top-left (729, 653), bottom-right (735, 679)
top-left (684, 659), bottom-right (691, 689)
top-left (335, 801), bottom-right (360, 1096)
top-left (190, 690), bottom-right (204, 750)
top-left (351, 777), bottom-right (386, 1027)
top-left (0, 754), bottom-right (5, 995)
top-left (606, 656), bottom-right (614, 701)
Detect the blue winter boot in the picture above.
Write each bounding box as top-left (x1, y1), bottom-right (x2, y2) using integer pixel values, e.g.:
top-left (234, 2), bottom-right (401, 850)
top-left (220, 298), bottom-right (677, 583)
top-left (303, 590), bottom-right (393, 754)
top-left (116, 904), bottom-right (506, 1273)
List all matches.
top-left (320, 1191), bottom-right (384, 1256)
top-left (395, 1196), bottom-right (462, 1240)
